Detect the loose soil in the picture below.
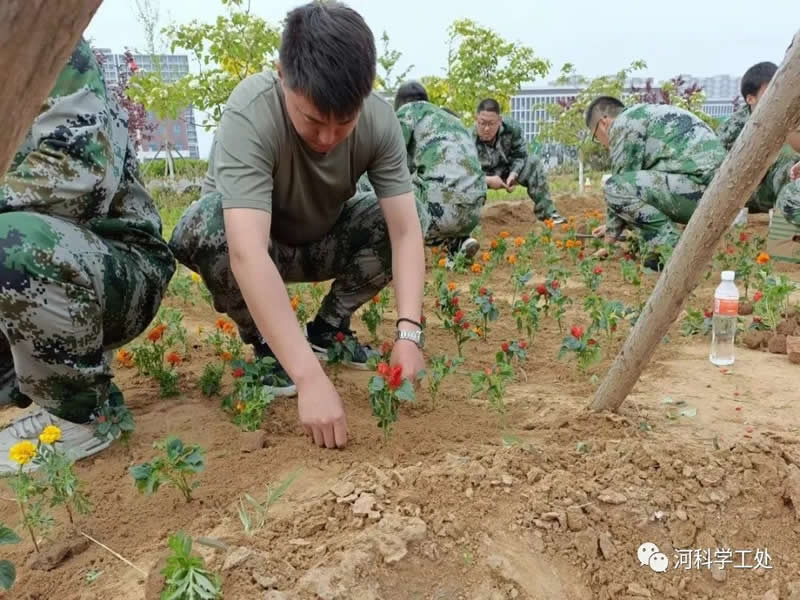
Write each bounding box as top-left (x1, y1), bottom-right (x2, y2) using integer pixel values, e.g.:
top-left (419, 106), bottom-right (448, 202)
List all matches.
top-left (3, 193), bottom-right (800, 600)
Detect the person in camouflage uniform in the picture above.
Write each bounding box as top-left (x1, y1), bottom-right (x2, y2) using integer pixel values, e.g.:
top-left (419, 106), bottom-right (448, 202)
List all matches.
top-left (585, 96), bottom-right (726, 261)
top-left (474, 98), bottom-right (565, 223)
top-left (717, 62), bottom-right (800, 227)
top-left (357, 81), bottom-right (486, 257)
top-left (0, 38), bottom-right (175, 473)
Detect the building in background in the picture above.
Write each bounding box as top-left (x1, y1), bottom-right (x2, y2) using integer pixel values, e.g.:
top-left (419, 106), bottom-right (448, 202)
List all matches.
top-left (97, 49), bottom-right (200, 160)
top-left (510, 75), bottom-right (740, 165)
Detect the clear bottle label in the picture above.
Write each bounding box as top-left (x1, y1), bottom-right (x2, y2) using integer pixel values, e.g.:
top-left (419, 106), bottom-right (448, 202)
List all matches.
top-left (714, 298), bottom-right (738, 316)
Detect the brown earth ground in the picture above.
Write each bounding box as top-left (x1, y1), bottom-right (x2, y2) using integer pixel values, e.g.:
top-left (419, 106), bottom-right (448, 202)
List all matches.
top-left (3, 192), bottom-right (800, 600)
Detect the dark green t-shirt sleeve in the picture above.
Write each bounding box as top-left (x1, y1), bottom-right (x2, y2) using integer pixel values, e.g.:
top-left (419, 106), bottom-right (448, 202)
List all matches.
top-left (367, 111), bottom-right (412, 199)
top-left (216, 108), bottom-right (274, 212)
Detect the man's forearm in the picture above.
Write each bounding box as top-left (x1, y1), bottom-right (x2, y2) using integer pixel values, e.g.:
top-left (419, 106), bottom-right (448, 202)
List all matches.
top-left (390, 224), bottom-right (425, 326)
top-left (230, 251), bottom-right (324, 385)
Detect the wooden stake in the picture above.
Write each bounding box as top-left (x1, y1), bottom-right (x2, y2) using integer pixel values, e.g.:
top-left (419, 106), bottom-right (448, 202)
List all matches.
top-left (0, 0), bottom-right (103, 175)
top-left (591, 32), bottom-right (800, 412)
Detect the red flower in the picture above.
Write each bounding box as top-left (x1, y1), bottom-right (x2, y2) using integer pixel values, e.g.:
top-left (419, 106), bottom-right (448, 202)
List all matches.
top-left (519, 340), bottom-right (528, 349)
top-left (739, 232), bottom-right (749, 243)
top-left (753, 291), bottom-right (763, 302)
top-left (485, 367), bottom-right (492, 376)
top-left (452, 297), bottom-right (459, 306)
top-left (552, 280), bottom-right (560, 290)
top-left (335, 332), bottom-right (345, 343)
top-left (726, 245), bottom-right (735, 255)
top-left (232, 367), bottom-right (245, 378)
top-left (388, 366), bottom-right (403, 390)
top-left (522, 293), bottom-right (530, 303)
top-left (479, 287), bottom-right (487, 296)
top-left (461, 321), bottom-right (470, 330)
top-left (704, 309), bottom-right (713, 319)
top-left (454, 310), bottom-right (464, 323)
top-left (588, 339), bottom-right (597, 346)
top-left (96, 415), bottom-right (107, 424)
top-left (501, 342), bottom-right (510, 353)
top-left (380, 341), bottom-right (393, 356)
top-left (593, 266), bottom-right (603, 275)
top-left (166, 352), bottom-right (182, 366)
top-left (570, 325), bottom-right (584, 339)
top-left (377, 362), bottom-right (391, 378)
top-left (536, 284), bottom-right (548, 296)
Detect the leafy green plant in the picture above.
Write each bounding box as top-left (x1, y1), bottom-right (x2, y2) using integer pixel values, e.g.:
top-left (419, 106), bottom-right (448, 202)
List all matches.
top-left (369, 363), bottom-right (417, 440)
top-left (472, 286), bottom-right (499, 341)
top-left (132, 321), bottom-right (182, 397)
top-left (199, 362), bottom-right (225, 397)
top-left (579, 260), bottom-right (604, 292)
top-left (427, 355), bottom-right (463, 408)
top-left (166, 271), bottom-right (195, 305)
top-left (753, 271), bottom-right (798, 331)
top-left (161, 531), bottom-right (222, 600)
top-left (237, 472), bottom-right (298, 536)
top-left (559, 325), bottom-right (602, 373)
top-left (34, 441), bottom-right (91, 525)
top-left (471, 357), bottom-right (515, 425)
top-left (436, 282), bottom-right (476, 357)
top-left (94, 392), bottom-right (135, 444)
top-left (620, 258), bottom-right (643, 286)
top-left (205, 317), bottom-right (243, 362)
top-left (222, 356), bottom-right (284, 428)
top-left (512, 291), bottom-right (540, 342)
top-left (680, 308), bottom-right (713, 337)
top-left (230, 383), bottom-right (274, 432)
top-left (360, 289), bottom-right (391, 342)
top-left (584, 295), bottom-right (629, 340)
top-left (130, 437), bottom-right (205, 503)
top-left (0, 524), bottom-right (20, 590)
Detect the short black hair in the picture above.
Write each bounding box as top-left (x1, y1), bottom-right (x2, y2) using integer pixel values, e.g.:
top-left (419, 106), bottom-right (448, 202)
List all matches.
top-left (279, 1), bottom-right (376, 119)
top-left (741, 62), bottom-right (778, 99)
top-left (585, 96), bottom-right (625, 128)
top-left (394, 80), bottom-right (428, 111)
top-left (476, 98), bottom-right (501, 114)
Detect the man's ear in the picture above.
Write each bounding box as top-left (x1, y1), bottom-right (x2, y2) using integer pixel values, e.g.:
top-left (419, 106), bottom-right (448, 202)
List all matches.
top-left (745, 94), bottom-right (757, 108)
top-left (277, 63), bottom-right (283, 80)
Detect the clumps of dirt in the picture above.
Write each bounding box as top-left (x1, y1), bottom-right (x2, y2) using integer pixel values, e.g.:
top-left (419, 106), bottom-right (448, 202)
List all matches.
top-left (205, 414), bottom-right (800, 600)
top-left (481, 201), bottom-right (537, 228)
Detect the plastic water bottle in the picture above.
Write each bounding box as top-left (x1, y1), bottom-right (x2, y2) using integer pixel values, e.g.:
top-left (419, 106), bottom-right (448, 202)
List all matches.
top-left (732, 207), bottom-right (748, 227)
top-left (710, 271), bottom-right (739, 366)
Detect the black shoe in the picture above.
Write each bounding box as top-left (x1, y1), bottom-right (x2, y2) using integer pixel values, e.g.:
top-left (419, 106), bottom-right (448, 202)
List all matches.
top-left (643, 255), bottom-right (663, 272)
top-left (252, 342), bottom-right (298, 397)
top-left (306, 318), bottom-right (378, 371)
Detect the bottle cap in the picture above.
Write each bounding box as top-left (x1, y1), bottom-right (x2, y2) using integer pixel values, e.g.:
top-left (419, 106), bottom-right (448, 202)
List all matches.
top-left (721, 271), bottom-right (735, 281)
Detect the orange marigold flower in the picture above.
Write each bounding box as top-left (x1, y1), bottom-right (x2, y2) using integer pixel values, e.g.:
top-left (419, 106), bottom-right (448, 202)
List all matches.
top-left (499, 231), bottom-right (510, 239)
top-left (560, 223), bottom-right (571, 233)
top-left (222, 322), bottom-right (236, 335)
top-left (507, 254), bottom-right (517, 264)
top-left (290, 295), bottom-right (301, 311)
top-left (543, 219), bottom-right (555, 230)
top-left (555, 240), bottom-right (564, 249)
top-left (756, 252), bottom-right (770, 264)
top-left (371, 295), bottom-right (380, 304)
top-left (116, 349), bottom-right (134, 368)
top-left (166, 351), bottom-right (182, 366)
top-left (565, 239), bottom-right (576, 249)
top-left (482, 252), bottom-right (491, 263)
top-left (471, 263), bottom-right (483, 274)
top-left (514, 236), bottom-right (525, 247)
top-left (447, 282), bottom-right (456, 291)
top-left (575, 240), bottom-right (583, 248)
top-left (490, 240), bottom-right (499, 249)
top-left (220, 351), bottom-right (233, 361)
top-left (431, 246), bottom-right (440, 255)
top-left (438, 257), bottom-right (447, 267)
top-left (147, 323), bottom-right (167, 342)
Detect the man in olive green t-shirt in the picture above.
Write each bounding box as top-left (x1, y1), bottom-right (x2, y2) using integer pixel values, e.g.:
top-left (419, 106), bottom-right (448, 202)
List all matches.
top-left (169, 2), bottom-right (426, 450)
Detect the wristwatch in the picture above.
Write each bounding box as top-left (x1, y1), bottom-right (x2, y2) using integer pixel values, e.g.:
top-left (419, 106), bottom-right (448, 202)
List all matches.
top-left (395, 327), bottom-right (425, 349)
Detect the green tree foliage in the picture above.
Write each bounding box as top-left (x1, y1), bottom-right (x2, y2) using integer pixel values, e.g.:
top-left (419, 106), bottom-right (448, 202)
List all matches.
top-left (126, 0), bottom-right (280, 127)
top-left (375, 31), bottom-right (413, 95)
top-left (422, 19), bottom-right (550, 123)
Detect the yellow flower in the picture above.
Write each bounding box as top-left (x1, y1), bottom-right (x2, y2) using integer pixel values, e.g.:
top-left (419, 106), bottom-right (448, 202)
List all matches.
top-left (9, 441), bottom-right (36, 465)
top-left (190, 272), bottom-right (202, 284)
top-left (39, 425), bottom-right (62, 445)
top-left (438, 257), bottom-right (447, 268)
top-left (473, 326), bottom-right (483, 337)
top-left (541, 235), bottom-right (550, 244)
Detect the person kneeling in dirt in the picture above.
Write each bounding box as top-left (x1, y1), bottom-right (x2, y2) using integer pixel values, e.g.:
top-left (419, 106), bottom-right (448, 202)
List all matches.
top-left (168, 2), bottom-right (426, 449)
top-left (717, 61), bottom-right (800, 230)
top-left (0, 39), bottom-right (176, 474)
top-left (585, 96), bottom-right (725, 269)
top-left (357, 81), bottom-right (487, 260)
top-left (474, 98), bottom-right (566, 225)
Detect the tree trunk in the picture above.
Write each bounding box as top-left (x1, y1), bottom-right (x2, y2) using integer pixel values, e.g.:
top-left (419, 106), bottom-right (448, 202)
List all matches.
top-left (0, 0), bottom-right (104, 176)
top-left (591, 31), bottom-right (800, 413)
top-left (578, 151), bottom-right (585, 195)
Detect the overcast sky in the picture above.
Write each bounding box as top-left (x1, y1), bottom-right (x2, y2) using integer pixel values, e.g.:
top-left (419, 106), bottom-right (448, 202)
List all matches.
top-left (85, 0), bottom-right (798, 156)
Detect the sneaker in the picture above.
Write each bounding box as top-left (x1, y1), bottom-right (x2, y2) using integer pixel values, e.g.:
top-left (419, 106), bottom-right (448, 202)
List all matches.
top-left (459, 237), bottom-right (480, 259)
top-left (253, 343), bottom-right (298, 398)
top-left (0, 408), bottom-right (114, 475)
top-left (549, 212), bottom-right (567, 225)
top-left (307, 319), bottom-right (378, 371)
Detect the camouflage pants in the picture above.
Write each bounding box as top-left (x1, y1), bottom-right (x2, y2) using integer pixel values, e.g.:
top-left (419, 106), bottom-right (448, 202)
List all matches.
top-left (0, 212), bottom-right (175, 422)
top-left (168, 191), bottom-right (397, 345)
top-left (486, 154), bottom-right (556, 220)
top-left (746, 151), bottom-right (800, 226)
top-left (604, 171), bottom-right (706, 249)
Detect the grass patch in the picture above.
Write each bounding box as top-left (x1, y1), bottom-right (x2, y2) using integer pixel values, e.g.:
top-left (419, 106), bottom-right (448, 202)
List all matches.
top-left (152, 189), bottom-right (198, 240)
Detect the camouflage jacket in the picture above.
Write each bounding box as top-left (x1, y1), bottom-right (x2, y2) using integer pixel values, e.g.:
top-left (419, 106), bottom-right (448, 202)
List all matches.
top-left (0, 38), bottom-right (170, 256)
top-left (717, 105), bottom-right (750, 152)
top-left (473, 115), bottom-right (528, 177)
top-left (609, 103), bottom-right (725, 184)
top-left (396, 101), bottom-right (486, 203)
